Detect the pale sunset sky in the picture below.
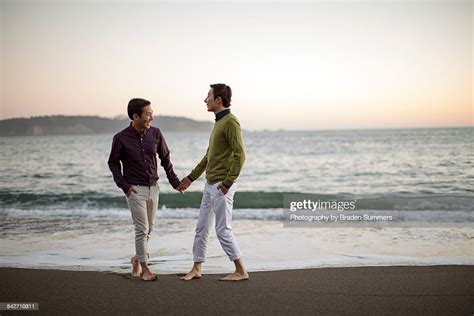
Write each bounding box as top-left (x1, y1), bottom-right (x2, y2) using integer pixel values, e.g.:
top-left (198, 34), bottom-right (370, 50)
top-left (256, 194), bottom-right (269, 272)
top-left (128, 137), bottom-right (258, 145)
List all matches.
top-left (0, 0), bottom-right (472, 130)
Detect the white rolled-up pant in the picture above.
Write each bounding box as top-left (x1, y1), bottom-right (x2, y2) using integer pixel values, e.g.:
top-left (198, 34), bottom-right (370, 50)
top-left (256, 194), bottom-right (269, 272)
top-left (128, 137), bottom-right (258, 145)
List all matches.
top-left (125, 184), bottom-right (159, 263)
top-left (193, 182), bottom-right (242, 262)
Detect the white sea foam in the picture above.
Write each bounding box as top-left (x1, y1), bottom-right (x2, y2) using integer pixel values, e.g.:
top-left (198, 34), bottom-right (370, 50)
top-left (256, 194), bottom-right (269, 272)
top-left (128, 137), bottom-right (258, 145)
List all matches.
top-left (1, 207), bottom-right (473, 223)
top-left (1, 217), bottom-right (473, 273)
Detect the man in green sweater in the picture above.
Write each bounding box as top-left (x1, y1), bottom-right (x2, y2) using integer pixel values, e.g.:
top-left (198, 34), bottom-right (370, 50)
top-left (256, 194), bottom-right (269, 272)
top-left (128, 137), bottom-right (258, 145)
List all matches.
top-left (178, 83), bottom-right (249, 281)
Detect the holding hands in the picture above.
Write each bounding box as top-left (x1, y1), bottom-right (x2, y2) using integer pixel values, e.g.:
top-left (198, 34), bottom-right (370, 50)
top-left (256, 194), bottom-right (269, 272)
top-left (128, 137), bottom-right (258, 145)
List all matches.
top-left (176, 177), bottom-right (192, 193)
top-left (175, 177), bottom-right (229, 195)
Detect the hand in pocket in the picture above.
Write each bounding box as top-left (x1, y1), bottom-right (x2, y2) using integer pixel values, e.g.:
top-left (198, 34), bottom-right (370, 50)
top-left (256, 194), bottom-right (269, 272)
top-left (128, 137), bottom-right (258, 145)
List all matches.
top-left (217, 182), bottom-right (229, 195)
top-left (126, 186), bottom-right (138, 197)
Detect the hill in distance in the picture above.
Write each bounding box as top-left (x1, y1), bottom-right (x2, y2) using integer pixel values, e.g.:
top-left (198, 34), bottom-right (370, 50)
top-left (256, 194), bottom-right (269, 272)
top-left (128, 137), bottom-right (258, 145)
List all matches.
top-left (0, 115), bottom-right (213, 136)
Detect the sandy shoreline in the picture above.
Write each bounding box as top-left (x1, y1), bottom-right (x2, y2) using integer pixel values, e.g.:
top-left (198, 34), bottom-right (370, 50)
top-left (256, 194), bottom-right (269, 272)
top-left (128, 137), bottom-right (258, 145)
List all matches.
top-left (1, 265), bottom-right (473, 315)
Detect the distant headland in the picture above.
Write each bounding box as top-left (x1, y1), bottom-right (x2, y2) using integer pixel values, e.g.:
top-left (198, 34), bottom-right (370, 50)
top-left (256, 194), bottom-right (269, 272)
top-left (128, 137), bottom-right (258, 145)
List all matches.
top-left (0, 115), bottom-right (213, 136)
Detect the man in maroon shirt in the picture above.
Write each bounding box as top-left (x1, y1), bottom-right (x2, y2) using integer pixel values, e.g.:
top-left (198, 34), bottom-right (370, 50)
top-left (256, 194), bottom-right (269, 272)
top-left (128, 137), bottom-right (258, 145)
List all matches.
top-left (108, 98), bottom-right (183, 281)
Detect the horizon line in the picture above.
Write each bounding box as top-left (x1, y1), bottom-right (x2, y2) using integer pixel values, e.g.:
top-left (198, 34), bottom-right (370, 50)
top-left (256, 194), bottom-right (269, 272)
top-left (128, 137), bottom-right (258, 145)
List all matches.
top-left (0, 114), bottom-right (472, 133)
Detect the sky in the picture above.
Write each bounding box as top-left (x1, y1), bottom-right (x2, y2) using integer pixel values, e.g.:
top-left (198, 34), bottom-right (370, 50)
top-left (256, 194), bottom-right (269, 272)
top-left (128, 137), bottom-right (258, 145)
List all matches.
top-left (1, 0), bottom-right (472, 130)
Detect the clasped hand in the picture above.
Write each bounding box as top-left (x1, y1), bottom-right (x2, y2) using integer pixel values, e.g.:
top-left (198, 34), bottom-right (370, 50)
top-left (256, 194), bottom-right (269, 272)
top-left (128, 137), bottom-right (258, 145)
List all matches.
top-left (176, 178), bottom-right (229, 195)
top-left (176, 177), bottom-right (192, 193)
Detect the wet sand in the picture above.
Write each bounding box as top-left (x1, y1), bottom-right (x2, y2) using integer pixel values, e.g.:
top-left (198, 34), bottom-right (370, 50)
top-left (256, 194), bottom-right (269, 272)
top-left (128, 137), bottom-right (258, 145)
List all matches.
top-left (1, 265), bottom-right (473, 315)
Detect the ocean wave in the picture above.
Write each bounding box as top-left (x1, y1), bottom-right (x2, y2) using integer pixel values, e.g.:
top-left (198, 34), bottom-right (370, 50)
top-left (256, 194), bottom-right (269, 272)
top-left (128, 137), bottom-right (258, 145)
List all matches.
top-left (0, 190), bottom-right (473, 211)
top-left (0, 208), bottom-right (283, 221)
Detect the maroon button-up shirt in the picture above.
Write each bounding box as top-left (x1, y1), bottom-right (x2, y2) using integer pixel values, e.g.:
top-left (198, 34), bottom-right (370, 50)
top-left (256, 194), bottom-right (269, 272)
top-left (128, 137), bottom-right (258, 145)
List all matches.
top-left (108, 123), bottom-right (180, 194)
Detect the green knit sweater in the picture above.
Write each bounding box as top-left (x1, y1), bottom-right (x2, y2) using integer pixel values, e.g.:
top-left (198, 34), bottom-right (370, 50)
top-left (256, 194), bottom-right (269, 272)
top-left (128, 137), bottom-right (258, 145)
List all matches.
top-left (189, 113), bottom-right (245, 187)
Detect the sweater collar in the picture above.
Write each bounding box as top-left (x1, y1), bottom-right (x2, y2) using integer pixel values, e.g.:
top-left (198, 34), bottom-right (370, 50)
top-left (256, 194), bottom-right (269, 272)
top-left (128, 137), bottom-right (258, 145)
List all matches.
top-left (215, 109), bottom-right (231, 122)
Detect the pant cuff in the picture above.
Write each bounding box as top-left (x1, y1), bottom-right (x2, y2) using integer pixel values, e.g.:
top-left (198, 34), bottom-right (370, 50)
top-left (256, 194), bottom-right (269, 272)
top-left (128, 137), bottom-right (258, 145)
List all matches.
top-left (229, 253), bottom-right (242, 261)
top-left (137, 254), bottom-right (148, 263)
top-left (193, 257), bottom-right (205, 263)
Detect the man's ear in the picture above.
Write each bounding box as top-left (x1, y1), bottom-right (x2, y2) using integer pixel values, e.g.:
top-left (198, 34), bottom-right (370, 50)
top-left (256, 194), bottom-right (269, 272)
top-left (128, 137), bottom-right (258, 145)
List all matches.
top-left (215, 96), bottom-right (222, 105)
top-left (132, 113), bottom-right (139, 120)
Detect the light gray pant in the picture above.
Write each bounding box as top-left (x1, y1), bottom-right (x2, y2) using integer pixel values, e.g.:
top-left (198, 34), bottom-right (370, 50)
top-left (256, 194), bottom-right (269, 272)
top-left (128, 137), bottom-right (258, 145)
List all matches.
top-left (193, 182), bottom-right (242, 262)
top-left (125, 184), bottom-right (159, 263)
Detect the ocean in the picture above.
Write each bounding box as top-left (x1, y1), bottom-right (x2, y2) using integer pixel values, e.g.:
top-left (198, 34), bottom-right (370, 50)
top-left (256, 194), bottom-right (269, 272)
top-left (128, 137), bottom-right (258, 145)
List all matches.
top-left (1, 127), bottom-right (473, 273)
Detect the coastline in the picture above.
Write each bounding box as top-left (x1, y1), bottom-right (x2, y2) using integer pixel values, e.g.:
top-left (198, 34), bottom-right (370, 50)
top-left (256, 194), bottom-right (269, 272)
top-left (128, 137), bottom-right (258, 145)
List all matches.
top-left (2, 265), bottom-right (473, 315)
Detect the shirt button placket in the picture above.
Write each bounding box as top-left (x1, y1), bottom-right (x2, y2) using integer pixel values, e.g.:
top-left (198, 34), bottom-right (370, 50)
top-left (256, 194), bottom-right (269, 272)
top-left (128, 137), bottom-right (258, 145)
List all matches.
top-left (140, 136), bottom-right (150, 183)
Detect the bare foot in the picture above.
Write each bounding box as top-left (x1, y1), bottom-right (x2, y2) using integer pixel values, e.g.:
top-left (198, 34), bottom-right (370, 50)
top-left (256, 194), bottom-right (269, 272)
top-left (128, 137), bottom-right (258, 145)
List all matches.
top-left (141, 269), bottom-right (157, 281)
top-left (180, 269), bottom-right (202, 281)
top-left (131, 256), bottom-right (141, 278)
top-left (219, 271), bottom-right (249, 282)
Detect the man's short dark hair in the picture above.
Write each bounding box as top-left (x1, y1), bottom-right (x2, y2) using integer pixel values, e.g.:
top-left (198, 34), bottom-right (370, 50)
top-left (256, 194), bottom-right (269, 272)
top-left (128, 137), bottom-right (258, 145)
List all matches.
top-left (210, 83), bottom-right (232, 108)
top-left (127, 98), bottom-right (151, 120)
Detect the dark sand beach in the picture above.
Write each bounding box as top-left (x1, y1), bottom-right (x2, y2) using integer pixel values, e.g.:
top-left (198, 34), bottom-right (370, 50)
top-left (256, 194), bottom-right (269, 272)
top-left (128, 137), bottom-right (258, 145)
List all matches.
top-left (1, 265), bottom-right (473, 315)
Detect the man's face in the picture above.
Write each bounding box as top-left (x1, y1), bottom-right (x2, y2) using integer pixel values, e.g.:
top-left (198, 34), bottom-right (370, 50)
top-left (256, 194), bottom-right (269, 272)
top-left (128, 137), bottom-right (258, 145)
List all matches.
top-left (204, 88), bottom-right (219, 112)
top-left (134, 105), bottom-right (153, 129)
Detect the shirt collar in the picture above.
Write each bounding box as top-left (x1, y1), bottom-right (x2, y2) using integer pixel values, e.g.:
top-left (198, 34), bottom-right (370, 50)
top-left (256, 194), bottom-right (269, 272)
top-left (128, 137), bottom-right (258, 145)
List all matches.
top-left (215, 109), bottom-right (231, 122)
top-left (128, 122), bottom-right (147, 136)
